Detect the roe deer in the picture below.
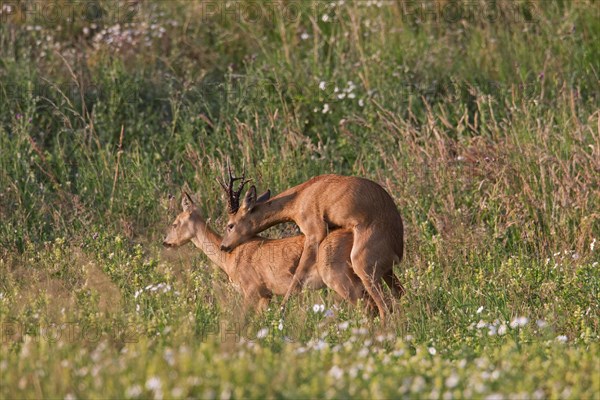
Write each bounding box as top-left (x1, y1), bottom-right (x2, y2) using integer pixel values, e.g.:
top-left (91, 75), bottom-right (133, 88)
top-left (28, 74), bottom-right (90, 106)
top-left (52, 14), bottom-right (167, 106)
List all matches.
top-left (163, 192), bottom-right (366, 312)
top-left (220, 173), bottom-right (404, 321)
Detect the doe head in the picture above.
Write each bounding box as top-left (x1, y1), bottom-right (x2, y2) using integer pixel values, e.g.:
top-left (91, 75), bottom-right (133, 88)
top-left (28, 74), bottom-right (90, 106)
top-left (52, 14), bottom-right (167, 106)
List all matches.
top-left (162, 192), bottom-right (198, 248)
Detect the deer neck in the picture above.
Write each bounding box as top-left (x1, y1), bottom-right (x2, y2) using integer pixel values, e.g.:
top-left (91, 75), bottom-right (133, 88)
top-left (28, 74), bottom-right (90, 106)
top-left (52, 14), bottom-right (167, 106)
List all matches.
top-left (253, 194), bottom-right (296, 231)
top-left (189, 214), bottom-right (231, 275)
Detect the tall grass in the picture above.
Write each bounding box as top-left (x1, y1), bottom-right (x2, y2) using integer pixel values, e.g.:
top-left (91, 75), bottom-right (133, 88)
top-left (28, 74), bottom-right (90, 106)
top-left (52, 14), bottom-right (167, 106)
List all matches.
top-left (0, 0), bottom-right (598, 398)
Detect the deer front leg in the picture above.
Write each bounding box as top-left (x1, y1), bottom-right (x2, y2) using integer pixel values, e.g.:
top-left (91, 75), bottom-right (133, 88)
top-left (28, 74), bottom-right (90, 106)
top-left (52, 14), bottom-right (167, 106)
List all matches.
top-left (280, 222), bottom-right (326, 315)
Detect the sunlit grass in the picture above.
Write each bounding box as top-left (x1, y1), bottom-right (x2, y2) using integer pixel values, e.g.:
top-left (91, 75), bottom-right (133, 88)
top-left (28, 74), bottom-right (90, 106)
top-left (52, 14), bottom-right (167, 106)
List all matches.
top-left (0, 0), bottom-right (598, 398)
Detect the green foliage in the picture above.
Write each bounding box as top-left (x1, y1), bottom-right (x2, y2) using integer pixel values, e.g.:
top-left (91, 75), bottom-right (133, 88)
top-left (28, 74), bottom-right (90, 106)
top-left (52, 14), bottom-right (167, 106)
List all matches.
top-left (0, 0), bottom-right (598, 398)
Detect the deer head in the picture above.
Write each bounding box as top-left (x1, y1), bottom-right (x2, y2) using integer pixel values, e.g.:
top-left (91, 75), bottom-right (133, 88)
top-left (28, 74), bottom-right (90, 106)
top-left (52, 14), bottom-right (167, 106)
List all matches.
top-left (218, 163), bottom-right (270, 252)
top-left (162, 192), bottom-right (199, 248)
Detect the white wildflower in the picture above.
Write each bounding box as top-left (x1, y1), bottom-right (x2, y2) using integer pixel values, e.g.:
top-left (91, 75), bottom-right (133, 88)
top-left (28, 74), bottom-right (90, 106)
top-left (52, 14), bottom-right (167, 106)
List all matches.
top-left (351, 327), bottom-right (368, 335)
top-left (476, 306), bottom-right (484, 314)
top-left (556, 335), bottom-right (568, 343)
top-left (445, 373), bottom-right (459, 388)
top-left (497, 324), bottom-right (507, 335)
top-left (510, 316), bottom-right (529, 328)
top-left (145, 376), bottom-right (161, 391)
top-left (126, 385), bottom-right (142, 398)
top-left (338, 321), bottom-right (349, 330)
top-left (163, 349), bottom-right (175, 366)
top-left (428, 347), bottom-right (437, 356)
top-left (313, 339), bottom-right (327, 350)
top-left (485, 393), bottom-right (503, 400)
top-left (322, 104), bottom-right (330, 114)
top-left (536, 320), bottom-right (547, 328)
top-left (256, 328), bottom-right (269, 339)
top-left (300, 32), bottom-right (310, 40)
top-left (329, 365), bottom-right (344, 379)
top-left (319, 81), bottom-right (326, 90)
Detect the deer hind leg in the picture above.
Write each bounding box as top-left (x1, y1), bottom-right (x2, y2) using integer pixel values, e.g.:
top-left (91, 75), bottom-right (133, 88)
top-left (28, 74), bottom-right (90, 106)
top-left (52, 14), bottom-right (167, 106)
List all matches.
top-left (350, 231), bottom-right (392, 321)
top-left (321, 263), bottom-right (368, 306)
top-left (280, 222), bottom-right (327, 313)
top-left (318, 233), bottom-right (365, 305)
top-left (383, 270), bottom-right (406, 298)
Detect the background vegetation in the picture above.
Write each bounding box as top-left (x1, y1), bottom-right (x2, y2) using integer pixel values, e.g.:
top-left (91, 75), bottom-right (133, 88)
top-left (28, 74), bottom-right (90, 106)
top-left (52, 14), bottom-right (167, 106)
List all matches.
top-left (0, 0), bottom-right (598, 398)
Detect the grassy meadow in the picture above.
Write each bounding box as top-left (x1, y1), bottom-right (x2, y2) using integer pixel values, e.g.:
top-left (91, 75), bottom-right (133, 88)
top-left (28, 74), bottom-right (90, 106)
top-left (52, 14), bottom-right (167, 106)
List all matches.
top-left (0, 0), bottom-right (599, 398)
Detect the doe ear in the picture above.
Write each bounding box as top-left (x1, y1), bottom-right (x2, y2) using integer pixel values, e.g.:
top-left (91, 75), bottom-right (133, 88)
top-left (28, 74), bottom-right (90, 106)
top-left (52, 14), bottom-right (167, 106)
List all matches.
top-left (242, 185), bottom-right (257, 212)
top-left (181, 191), bottom-right (195, 212)
top-left (256, 189), bottom-right (271, 204)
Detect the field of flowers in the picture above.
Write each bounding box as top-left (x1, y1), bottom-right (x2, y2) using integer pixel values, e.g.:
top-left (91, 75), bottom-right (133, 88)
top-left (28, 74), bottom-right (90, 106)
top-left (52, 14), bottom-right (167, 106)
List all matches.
top-left (0, 0), bottom-right (599, 398)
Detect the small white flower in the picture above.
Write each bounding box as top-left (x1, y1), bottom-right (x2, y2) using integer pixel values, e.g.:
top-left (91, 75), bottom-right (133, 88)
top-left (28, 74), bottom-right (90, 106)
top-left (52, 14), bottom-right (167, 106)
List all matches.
top-left (591, 238), bottom-right (596, 251)
top-left (256, 328), bottom-right (269, 339)
top-left (126, 384), bottom-right (142, 398)
top-left (485, 393), bottom-right (503, 400)
top-left (352, 327), bottom-right (368, 335)
top-left (329, 365), bottom-right (344, 379)
top-left (497, 324), bottom-right (507, 335)
top-left (277, 320), bottom-right (284, 331)
top-left (510, 316), bottom-right (529, 328)
top-left (163, 349), bottom-right (175, 366)
top-left (313, 340), bottom-right (327, 350)
top-left (322, 104), bottom-right (330, 114)
top-left (319, 81), bottom-right (327, 90)
top-left (392, 349), bottom-right (405, 357)
top-left (556, 335), bottom-right (568, 343)
top-left (476, 306), bottom-right (484, 314)
top-left (358, 98), bottom-right (365, 107)
top-left (445, 373), bottom-right (459, 388)
top-left (536, 320), bottom-right (548, 328)
top-left (300, 32), bottom-right (310, 40)
top-left (476, 320), bottom-right (486, 329)
top-left (145, 376), bottom-right (162, 391)
top-left (322, 14), bottom-right (330, 22)
top-left (428, 347), bottom-right (437, 356)
top-left (338, 321), bottom-right (349, 330)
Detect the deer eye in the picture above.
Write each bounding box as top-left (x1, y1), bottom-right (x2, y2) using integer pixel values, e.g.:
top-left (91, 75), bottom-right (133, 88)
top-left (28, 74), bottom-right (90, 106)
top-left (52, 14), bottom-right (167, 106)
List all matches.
top-left (227, 223), bottom-right (234, 231)
top-left (172, 223), bottom-right (177, 228)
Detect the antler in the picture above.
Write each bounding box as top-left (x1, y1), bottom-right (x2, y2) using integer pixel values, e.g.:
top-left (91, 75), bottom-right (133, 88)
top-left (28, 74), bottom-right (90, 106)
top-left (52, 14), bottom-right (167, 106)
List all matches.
top-left (217, 159), bottom-right (250, 214)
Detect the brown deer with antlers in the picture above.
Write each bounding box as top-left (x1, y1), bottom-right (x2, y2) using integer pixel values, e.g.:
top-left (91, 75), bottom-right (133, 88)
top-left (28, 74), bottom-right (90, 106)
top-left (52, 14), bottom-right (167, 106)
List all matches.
top-left (162, 178), bottom-right (367, 312)
top-left (220, 172), bottom-right (404, 321)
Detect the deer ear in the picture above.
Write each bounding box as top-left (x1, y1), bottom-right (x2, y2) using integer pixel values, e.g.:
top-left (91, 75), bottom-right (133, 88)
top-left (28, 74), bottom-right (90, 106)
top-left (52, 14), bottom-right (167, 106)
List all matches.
top-left (256, 189), bottom-right (271, 204)
top-left (242, 185), bottom-right (257, 212)
top-left (181, 191), bottom-right (195, 212)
